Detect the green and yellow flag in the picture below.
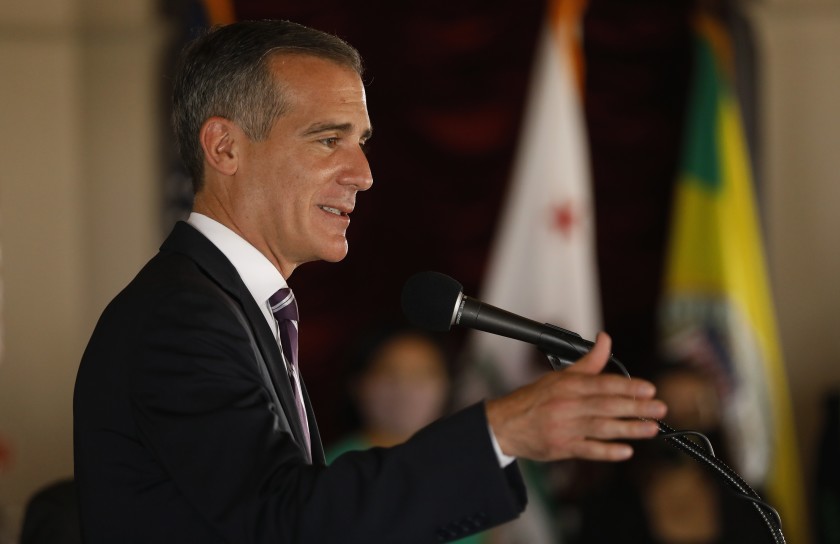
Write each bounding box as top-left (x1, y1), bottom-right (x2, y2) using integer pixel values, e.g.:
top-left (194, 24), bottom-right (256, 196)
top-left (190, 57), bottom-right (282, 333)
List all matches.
top-left (661, 12), bottom-right (808, 542)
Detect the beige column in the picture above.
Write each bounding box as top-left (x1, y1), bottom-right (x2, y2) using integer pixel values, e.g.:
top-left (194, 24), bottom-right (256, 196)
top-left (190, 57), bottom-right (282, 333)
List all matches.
top-left (0, 0), bottom-right (165, 538)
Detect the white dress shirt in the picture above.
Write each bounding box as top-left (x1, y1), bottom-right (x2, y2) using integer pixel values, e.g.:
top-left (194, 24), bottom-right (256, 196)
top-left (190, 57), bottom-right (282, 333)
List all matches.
top-left (188, 212), bottom-right (286, 336)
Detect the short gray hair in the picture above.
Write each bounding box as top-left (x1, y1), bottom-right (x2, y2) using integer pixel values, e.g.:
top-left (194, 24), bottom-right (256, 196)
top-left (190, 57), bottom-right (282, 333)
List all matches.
top-left (171, 20), bottom-right (363, 191)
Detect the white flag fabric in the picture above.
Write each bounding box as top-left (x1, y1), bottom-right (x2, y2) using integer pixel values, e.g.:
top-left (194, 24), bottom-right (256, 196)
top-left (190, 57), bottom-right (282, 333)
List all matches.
top-left (470, 11), bottom-right (600, 390)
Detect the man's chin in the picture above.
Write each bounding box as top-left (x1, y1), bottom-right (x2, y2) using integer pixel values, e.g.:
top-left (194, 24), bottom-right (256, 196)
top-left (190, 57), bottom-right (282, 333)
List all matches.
top-left (319, 241), bottom-right (349, 263)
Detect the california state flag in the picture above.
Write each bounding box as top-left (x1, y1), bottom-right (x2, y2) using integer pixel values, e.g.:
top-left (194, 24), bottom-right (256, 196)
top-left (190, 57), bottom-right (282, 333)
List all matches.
top-left (470, 0), bottom-right (600, 390)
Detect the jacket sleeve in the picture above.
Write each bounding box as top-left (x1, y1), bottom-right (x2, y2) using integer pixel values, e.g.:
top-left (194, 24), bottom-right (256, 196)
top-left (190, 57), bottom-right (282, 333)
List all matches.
top-left (130, 287), bottom-right (526, 543)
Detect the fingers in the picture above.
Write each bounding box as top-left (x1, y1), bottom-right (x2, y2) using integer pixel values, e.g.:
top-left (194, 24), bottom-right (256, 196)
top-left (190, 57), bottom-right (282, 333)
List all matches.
top-left (553, 331), bottom-right (657, 399)
top-left (558, 331), bottom-right (659, 399)
top-left (566, 331), bottom-right (612, 376)
top-left (487, 331), bottom-right (669, 463)
top-left (545, 370), bottom-right (658, 400)
top-left (570, 440), bottom-right (635, 462)
top-left (579, 416), bottom-right (661, 441)
top-left (567, 394), bottom-right (667, 420)
top-left (565, 420), bottom-right (661, 462)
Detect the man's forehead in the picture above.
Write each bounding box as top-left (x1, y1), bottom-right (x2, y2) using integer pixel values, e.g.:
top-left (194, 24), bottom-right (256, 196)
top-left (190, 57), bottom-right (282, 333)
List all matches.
top-left (267, 52), bottom-right (361, 83)
top-left (266, 54), bottom-right (370, 133)
top-left (268, 54), bottom-right (366, 105)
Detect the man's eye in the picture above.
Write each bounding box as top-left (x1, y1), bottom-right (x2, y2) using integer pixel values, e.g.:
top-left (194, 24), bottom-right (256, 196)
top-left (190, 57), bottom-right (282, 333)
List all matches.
top-left (321, 137), bottom-right (339, 147)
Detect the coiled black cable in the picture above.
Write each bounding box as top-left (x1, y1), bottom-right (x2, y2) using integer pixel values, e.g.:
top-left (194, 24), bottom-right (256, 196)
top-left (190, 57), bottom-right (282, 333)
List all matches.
top-left (656, 418), bottom-right (784, 542)
top-left (545, 352), bottom-right (787, 543)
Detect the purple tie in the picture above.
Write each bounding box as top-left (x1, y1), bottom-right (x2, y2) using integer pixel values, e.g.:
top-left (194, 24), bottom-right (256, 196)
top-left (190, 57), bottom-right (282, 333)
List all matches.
top-left (268, 287), bottom-right (310, 457)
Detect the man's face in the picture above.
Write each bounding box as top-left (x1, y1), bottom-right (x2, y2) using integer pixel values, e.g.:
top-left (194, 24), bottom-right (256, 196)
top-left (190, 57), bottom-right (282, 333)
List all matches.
top-left (232, 54), bottom-right (373, 277)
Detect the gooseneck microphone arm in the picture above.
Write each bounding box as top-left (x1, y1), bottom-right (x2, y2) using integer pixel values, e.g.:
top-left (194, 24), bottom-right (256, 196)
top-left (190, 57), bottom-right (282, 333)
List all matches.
top-left (402, 271), bottom-right (786, 544)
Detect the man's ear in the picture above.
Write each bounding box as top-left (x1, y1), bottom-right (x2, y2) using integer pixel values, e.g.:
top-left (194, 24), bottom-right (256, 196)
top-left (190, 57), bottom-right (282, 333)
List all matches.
top-left (199, 117), bottom-right (240, 176)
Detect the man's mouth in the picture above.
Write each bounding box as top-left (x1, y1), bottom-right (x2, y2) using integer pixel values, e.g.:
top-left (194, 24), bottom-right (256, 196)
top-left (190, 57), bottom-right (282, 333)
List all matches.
top-left (319, 205), bottom-right (349, 217)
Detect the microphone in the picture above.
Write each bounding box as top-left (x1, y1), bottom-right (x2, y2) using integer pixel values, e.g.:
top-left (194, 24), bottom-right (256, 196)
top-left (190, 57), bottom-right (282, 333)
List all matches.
top-left (401, 271), bottom-right (596, 366)
top-left (401, 273), bottom-right (787, 540)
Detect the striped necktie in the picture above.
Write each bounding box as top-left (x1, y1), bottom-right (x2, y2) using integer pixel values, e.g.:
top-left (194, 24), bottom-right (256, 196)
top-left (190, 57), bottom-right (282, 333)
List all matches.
top-left (268, 287), bottom-right (310, 457)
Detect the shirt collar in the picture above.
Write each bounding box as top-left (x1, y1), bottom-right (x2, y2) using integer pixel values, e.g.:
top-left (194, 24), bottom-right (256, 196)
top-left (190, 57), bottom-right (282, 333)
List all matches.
top-left (186, 212), bottom-right (287, 319)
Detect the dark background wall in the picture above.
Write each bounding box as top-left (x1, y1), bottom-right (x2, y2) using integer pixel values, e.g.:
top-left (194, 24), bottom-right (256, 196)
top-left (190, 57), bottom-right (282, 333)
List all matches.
top-left (166, 0), bottom-right (694, 442)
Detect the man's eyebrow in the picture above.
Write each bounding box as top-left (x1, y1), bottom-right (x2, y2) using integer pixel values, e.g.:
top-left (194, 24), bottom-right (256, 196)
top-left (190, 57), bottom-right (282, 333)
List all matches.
top-left (302, 122), bottom-right (373, 140)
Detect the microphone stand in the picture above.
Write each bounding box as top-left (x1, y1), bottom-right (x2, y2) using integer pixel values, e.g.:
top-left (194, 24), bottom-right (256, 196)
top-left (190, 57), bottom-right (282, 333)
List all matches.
top-left (542, 351), bottom-right (786, 543)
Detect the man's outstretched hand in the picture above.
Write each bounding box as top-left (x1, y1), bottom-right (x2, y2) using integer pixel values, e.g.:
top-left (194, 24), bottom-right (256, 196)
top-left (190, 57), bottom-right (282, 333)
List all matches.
top-left (486, 332), bottom-right (667, 462)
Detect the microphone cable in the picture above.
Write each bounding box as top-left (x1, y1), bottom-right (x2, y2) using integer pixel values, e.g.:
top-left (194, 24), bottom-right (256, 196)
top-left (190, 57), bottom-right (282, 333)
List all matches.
top-left (545, 351), bottom-right (786, 543)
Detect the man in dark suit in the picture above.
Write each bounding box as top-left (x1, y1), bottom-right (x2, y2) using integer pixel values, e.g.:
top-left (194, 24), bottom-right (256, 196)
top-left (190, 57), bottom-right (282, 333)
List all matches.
top-left (74, 20), bottom-right (666, 543)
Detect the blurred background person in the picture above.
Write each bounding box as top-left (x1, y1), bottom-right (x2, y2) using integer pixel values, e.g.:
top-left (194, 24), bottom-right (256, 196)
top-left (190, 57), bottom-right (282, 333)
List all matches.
top-left (327, 324), bottom-right (489, 544)
top-left (19, 479), bottom-right (81, 544)
top-left (577, 364), bottom-right (761, 543)
top-left (327, 324), bottom-right (559, 544)
top-left (815, 389), bottom-right (840, 544)
top-left (326, 324), bottom-right (452, 457)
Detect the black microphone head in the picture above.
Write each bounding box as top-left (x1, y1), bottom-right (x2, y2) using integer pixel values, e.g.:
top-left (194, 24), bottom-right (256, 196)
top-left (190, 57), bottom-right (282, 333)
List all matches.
top-left (401, 271), bottom-right (463, 332)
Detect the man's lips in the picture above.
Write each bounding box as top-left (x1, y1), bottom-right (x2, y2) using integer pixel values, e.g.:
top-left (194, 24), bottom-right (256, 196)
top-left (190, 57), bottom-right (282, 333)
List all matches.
top-left (318, 205), bottom-right (352, 217)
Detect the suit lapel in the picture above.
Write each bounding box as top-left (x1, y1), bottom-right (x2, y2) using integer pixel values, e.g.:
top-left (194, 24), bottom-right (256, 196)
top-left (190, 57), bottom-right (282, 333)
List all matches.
top-left (300, 380), bottom-right (325, 464)
top-left (160, 222), bottom-right (312, 459)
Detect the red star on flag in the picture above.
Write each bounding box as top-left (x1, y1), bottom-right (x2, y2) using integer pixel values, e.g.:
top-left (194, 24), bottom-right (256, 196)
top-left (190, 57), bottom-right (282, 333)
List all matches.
top-left (551, 200), bottom-right (577, 238)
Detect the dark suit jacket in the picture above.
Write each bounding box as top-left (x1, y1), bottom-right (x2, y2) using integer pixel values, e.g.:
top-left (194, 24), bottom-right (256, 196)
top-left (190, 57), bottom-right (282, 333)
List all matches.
top-left (74, 222), bottom-right (526, 543)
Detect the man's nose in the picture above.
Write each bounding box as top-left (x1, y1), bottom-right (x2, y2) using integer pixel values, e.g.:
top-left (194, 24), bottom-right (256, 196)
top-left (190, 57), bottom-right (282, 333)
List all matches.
top-left (340, 146), bottom-right (373, 191)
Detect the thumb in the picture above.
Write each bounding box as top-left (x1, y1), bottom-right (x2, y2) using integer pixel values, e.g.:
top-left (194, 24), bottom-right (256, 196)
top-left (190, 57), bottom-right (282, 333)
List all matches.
top-left (566, 331), bottom-right (612, 375)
